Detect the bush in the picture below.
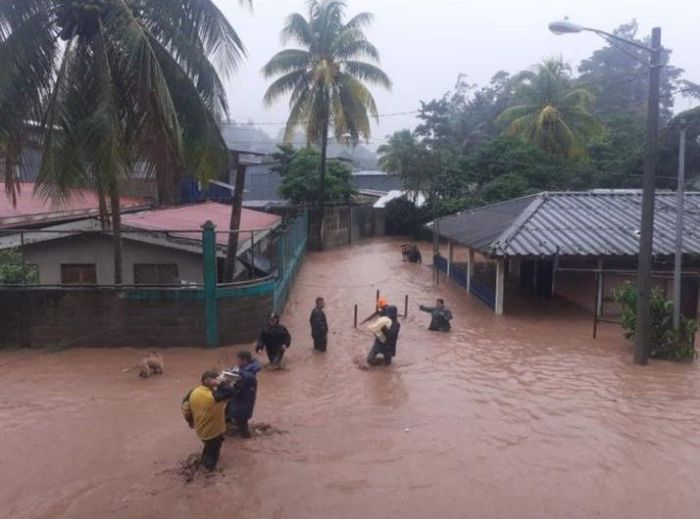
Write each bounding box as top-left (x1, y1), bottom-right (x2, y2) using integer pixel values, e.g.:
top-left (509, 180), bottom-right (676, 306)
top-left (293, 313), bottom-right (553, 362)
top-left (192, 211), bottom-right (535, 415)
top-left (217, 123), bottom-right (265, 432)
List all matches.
top-left (0, 249), bottom-right (39, 285)
top-left (278, 147), bottom-right (356, 204)
top-left (384, 196), bottom-right (428, 236)
top-left (614, 282), bottom-right (697, 361)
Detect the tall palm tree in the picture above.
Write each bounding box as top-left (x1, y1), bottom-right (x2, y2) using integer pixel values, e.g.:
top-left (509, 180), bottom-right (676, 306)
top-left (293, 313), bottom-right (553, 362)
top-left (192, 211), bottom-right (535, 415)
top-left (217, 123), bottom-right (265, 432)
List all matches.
top-left (262, 0), bottom-right (391, 247)
top-left (0, 0), bottom-right (248, 283)
top-left (497, 59), bottom-right (602, 161)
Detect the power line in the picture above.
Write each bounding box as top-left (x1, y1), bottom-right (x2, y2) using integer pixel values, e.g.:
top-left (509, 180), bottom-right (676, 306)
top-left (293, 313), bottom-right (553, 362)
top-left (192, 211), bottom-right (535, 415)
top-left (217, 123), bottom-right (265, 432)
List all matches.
top-left (229, 109), bottom-right (419, 127)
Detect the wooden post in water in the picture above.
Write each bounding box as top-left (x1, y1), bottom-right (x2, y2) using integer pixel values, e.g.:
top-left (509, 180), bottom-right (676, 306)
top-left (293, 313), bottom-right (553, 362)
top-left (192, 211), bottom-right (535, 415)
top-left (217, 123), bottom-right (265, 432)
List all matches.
top-left (376, 289), bottom-right (380, 305)
top-left (404, 294), bottom-right (409, 318)
top-left (354, 304), bottom-right (358, 328)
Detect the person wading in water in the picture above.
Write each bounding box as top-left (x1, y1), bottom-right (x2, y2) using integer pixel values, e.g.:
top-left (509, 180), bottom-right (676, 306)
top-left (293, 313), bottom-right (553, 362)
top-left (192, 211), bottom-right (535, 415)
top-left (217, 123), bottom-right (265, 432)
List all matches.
top-left (419, 298), bottom-right (453, 332)
top-left (309, 297), bottom-right (328, 352)
top-left (366, 299), bottom-right (401, 366)
top-left (256, 313), bottom-right (291, 367)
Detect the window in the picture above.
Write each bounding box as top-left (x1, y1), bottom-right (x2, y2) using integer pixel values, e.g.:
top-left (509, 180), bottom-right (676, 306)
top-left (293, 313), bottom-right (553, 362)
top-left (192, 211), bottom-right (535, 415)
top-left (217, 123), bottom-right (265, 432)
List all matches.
top-left (61, 264), bottom-right (97, 284)
top-left (133, 264), bottom-right (179, 285)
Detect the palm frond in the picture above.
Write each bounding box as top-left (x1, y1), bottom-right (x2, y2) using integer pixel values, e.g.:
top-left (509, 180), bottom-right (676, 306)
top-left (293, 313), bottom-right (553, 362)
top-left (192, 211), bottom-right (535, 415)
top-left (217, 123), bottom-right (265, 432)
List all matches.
top-left (341, 60), bottom-right (392, 89)
top-left (262, 49), bottom-right (311, 78)
top-left (281, 12), bottom-right (314, 46)
top-left (263, 69), bottom-right (308, 106)
top-left (344, 12), bottom-right (373, 30)
top-left (138, 0), bottom-right (247, 78)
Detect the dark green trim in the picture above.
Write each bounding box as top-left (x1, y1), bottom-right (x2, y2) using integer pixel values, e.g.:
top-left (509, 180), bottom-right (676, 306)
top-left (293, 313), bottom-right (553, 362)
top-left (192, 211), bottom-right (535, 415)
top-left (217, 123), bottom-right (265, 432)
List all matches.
top-left (216, 279), bottom-right (275, 299)
top-left (202, 222), bottom-right (218, 348)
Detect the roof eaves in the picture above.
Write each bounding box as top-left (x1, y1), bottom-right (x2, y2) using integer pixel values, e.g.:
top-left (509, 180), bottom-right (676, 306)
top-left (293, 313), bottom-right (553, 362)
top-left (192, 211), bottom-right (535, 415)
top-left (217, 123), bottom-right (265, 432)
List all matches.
top-left (486, 193), bottom-right (548, 256)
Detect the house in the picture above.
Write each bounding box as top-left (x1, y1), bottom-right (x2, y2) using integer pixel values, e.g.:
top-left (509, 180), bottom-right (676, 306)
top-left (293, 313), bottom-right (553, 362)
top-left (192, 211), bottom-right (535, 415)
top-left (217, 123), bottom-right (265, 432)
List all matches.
top-left (1, 202), bottom-right (281, 285)
top-left (428, 190), bottom-right (700, 317)
top-left (0, 182), bottom-right (150, 229)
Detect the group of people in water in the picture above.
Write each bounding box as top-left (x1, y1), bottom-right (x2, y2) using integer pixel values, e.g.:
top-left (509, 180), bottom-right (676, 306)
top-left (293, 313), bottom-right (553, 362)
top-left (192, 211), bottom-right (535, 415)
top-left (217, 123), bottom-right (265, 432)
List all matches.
top-left (181, 244), bottom-right (452, 472)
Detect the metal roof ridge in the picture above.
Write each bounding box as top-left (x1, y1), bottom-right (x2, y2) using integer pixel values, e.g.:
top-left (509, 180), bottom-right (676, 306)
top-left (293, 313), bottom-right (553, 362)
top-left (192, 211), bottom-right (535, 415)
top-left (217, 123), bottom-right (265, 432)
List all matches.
top-left (488, 192), bottom-right (548, 256)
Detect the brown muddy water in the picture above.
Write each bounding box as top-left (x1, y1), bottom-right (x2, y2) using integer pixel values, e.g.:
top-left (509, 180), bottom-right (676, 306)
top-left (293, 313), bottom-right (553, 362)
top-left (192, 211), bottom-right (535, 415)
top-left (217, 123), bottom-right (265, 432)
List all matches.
top-left (1, 238), bottom-right (699, 519)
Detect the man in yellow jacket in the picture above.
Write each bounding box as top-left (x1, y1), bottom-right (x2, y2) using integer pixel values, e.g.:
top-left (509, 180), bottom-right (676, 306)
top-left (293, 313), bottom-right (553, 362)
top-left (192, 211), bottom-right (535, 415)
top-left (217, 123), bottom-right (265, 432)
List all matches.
top-left (181, 370), bottom-right (237, 471)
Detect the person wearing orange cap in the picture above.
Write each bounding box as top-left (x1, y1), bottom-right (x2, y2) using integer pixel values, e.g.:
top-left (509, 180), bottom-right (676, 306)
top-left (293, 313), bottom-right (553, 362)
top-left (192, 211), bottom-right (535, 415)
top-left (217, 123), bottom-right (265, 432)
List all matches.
top-left (366, 298), bottom-right (400, 366)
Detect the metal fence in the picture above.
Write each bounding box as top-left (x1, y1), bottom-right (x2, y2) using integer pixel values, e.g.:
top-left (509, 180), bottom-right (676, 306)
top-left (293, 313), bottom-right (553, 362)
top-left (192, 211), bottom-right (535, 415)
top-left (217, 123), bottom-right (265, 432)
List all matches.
top-left (434, 253), bottom-right (496, 309)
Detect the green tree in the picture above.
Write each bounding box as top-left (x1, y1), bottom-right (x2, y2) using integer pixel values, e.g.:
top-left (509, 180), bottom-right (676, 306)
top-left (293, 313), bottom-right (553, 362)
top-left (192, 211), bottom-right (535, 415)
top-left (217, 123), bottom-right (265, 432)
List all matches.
top-left (497, 59), bottom-right (602, 161)
top-left (378, 130), bottom-right (427, 200)
top-left (270, 144), bottom-right (297, 177)
top-left (0, 0), bottom-right (247, 283)
top-left (262, 0), bottom-right (391, 245)
top-left (278, 147), bottom-right (355, 204)
top-left (578, 20), bottom-right (698, 121)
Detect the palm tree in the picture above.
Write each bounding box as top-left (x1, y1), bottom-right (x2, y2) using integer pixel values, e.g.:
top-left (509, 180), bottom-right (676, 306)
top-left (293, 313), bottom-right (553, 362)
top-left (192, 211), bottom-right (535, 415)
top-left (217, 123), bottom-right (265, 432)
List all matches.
top-left (0, 0), bottom-right (248, 283)
top-left (378, 130), bottom-right (426, 201)
top-left (497, 59), bottom-right (602, 161)
top-left (262, 0), bottom-right (391, 247)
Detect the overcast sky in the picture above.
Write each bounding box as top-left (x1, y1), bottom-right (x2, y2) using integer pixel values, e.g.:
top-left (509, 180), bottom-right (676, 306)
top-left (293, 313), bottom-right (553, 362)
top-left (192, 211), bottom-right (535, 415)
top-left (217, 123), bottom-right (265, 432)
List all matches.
top-left (213, 0), bottom-right (700, 147)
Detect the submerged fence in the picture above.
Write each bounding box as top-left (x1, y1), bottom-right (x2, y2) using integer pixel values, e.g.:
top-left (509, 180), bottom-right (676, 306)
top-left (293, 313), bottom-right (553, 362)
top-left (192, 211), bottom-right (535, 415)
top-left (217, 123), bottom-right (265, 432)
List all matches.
top-left (433, 253), bottom-right (496, 310)
top-left (0, 211), bottom-right (308, 348)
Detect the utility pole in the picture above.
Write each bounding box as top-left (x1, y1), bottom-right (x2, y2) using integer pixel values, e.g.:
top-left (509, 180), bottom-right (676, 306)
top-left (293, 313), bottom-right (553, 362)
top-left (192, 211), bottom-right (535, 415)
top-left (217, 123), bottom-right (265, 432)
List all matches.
top-left (633, 27), bottom-right (662, 366)
top-left (673, 122), bottom-right (687, 329)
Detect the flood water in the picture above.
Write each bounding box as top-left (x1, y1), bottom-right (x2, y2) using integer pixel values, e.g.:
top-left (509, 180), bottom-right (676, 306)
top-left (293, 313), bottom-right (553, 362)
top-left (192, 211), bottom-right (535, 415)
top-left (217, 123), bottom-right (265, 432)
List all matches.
top-left (1, 238), bottom-right (699, 519)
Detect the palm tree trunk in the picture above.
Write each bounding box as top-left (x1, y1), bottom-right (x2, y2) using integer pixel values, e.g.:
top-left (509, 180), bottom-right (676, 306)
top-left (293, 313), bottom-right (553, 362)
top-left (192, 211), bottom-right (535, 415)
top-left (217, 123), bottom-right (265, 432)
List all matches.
top-left (318, 108), bottom-right (330, 250)
top-left (224, 159), bottom-right (246, 282)
top-left (109, 186), bottom-right (123, 285)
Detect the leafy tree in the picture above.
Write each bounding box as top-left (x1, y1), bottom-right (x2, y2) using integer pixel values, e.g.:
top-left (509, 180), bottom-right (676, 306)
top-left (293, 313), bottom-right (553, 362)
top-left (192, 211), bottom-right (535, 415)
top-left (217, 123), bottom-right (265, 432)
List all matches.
top-left (270, 144), bottom-right (297, 177)
top-left (480, 173), bottom-right (529, 203)
top-left (278, 147), bottom-right (356, 204)
top-left (656, 107), bottom-right (700, 189)
top-left (577, 20), bottom-right (699, 121)
top-left (262, 0), bottom-right (391, 245)
top-left (0, 0), bottom-right (247, 283)
top-left (497, 59), bottom-right (602, 161)
top-left (377, 130), bottom-right (427, 199)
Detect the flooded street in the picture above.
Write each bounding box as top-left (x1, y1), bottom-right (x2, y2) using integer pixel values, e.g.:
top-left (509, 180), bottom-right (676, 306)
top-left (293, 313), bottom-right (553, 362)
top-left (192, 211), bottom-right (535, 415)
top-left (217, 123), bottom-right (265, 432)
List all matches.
top-left (1, 238), bottom-right (700, 519)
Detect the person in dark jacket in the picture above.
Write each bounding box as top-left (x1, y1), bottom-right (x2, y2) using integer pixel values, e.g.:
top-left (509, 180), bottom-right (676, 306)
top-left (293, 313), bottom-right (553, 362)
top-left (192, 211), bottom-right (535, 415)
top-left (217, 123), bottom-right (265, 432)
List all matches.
top-left (419, 298), bottom-right (453, 332)
top-left (309, 297), bottom-right (328, 352)
top-left (225, 350), bottom-right (261, 438)
top-left (366, 305), bottom-right (400, 366)
top-left (255, 313), bottom-right (291, 366)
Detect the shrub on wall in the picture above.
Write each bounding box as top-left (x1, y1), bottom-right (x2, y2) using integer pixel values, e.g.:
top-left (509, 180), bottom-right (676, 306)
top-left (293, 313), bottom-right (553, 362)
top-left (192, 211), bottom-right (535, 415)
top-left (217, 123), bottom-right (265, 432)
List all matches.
top-left (0, 250), bottom-right (38, 285)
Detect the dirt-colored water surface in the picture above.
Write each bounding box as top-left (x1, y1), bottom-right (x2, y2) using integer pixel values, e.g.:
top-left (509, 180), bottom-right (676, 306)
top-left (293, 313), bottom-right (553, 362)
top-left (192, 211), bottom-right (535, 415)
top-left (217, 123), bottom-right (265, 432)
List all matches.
top-left (2, 239), bottom-right (699, 519)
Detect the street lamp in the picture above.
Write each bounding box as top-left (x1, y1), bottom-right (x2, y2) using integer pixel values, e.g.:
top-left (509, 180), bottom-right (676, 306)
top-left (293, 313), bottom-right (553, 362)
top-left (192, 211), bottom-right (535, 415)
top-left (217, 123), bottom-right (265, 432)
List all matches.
top-left (550, 19), bottom-right (663, 366)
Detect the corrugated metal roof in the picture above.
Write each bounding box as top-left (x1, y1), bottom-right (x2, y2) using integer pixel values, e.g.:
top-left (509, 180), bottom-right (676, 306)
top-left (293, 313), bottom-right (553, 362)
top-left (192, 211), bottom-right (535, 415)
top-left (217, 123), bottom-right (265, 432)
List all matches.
top-left (121, 202), bottom-right (281, 246)
top-left (0, 182), bottom-right (150, 229)
top-left (431, 191), bottom-right (700, 257)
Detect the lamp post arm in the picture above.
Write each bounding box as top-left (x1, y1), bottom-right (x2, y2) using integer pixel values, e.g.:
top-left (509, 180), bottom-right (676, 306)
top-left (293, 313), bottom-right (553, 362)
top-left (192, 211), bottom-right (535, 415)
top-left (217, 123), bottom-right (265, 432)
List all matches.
top-left (583, 27), bottom-right (657, 53)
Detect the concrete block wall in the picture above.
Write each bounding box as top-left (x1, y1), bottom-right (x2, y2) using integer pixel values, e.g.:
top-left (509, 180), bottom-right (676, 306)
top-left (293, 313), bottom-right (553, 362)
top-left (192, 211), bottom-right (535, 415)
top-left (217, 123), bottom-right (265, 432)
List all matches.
top-left (0, 287), bottom-right (275, 348)
top-left (218, 293), bottom-right (273, 345)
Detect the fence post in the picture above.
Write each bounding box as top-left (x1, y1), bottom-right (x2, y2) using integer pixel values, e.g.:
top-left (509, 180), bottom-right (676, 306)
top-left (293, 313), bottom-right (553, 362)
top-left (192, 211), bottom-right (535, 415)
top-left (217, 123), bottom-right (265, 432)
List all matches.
top-left (202, 221), bottom-right (218, 348)
top-left (250, 230), bottom-right (255, 279)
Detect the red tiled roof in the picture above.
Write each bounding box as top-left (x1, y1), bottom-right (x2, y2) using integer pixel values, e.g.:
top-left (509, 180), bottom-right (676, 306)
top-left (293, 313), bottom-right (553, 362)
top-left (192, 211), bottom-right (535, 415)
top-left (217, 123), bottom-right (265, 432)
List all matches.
top-left (0, 182), bottom-right (149, 229)
top-left (120, 201), bottom-right (281, 245)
